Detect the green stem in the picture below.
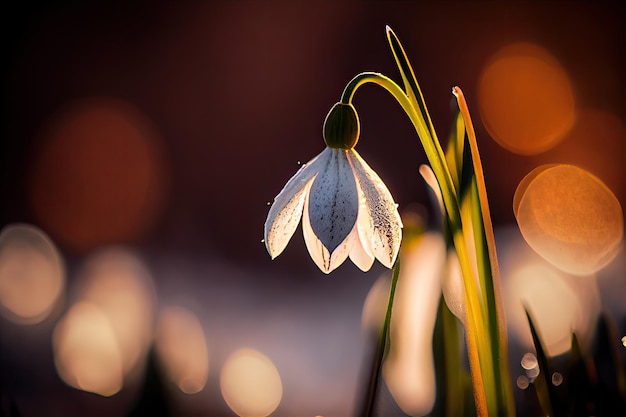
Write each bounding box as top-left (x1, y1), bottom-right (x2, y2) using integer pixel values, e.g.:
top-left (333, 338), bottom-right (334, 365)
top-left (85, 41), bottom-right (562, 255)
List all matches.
top-left (360, 257), bottom-right (401, 417)
top-left (341, 71), bottom-right (490, 415)
top-left (340, 72), bottom-right (458, 242)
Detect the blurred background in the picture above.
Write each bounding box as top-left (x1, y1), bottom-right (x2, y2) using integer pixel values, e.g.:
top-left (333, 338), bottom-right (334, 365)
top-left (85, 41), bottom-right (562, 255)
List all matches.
top-left (1, 1), bottom-right (624, 416)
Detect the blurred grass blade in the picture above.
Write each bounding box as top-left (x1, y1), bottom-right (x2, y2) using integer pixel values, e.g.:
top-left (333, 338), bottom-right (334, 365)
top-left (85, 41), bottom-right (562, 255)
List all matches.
top-left (525, 308), bottom-right (558, 417)
top-left (591, 313), bottom-right (626, 414)
top-left (569, 333), bottom-right (593, 416)
top-left (432, 296), bottom-right (472, 417)
top-left (445, 109), bottom-right (468, 196)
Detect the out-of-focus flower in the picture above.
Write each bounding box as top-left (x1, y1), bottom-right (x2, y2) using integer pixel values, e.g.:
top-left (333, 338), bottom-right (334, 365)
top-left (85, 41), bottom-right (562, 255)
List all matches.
top-left (383, 231), bottom-right (445, 417)
top-left (264, 103), bottom-right (402, 273)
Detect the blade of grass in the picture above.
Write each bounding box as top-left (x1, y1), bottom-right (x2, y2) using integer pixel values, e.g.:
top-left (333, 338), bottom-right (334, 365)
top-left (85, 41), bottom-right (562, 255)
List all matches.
top-left (385, 27), bottom-right (492, 416)
top-left (569, 333), bottom-right (593, 416)
top-left (525, 308), bottom-right (558, 417)
top-left (591, 313), bottom-right (626, 414)
top-left (445, 110), bottom-right (466, 195)
top-left (454, 87), bottom-right (515, 417)
top-left (436, 297), bottom-right (470, 417)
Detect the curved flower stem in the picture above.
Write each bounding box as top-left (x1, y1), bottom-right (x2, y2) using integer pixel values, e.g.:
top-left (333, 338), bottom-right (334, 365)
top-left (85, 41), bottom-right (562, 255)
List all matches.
top-left (339, 28), bottom-right (515, 417)
top-left (340, 72), bottom-right (459, 236)
top-left (341, 70), bottom-right (489, 417)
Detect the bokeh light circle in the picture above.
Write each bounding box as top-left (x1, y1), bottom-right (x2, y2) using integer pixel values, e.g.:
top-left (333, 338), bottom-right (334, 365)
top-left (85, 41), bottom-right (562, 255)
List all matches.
top-left (28, 97), bottom-right (170, 252)
top-left (505, 263), bottom-right (597, 356)
top-left (52, 247), bottom-right (157, 397)
top-left (72, 247), bottom-right (157, 375)
top-left (155, 306), bottom-right (209, 394)
top-left (534, 108), bottom-right (625, 202)
top-left (478, 43), bottom-right (575, 155)
top-left (498, 226), bottom-right (602, 356)
top-left (220, 348), bottom-right (282, 417)
top-left (514, 164), bottom-right (623, 275)
top-left (53, 301), bottom-right (124, 396)
top-left (0, 223), bottom-right (65, 324)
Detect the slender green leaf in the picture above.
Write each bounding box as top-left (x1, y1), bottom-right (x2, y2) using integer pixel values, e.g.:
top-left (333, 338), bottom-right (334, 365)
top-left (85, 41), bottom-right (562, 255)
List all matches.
top-left (432, 297), bottom-right (472, 417)
top-left (569, 333), bottom-right (593, 416)
top-left (445, 110), bottom-right (466, 195)
top-left (385, 27), bottom-right (498, 417)
top-left (590, 313), bottom-right (626, 414)
top-left (525, 308), bottom-right (557, 417)
top-left (454, 88), bottom-right (515, 417)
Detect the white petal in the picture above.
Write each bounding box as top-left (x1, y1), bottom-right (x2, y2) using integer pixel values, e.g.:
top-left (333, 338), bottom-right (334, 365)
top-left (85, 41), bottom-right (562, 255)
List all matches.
top-left (349, 226), bottom-right (375, 272)
top-left (307, 149), bottom-right (359, 253)
top-left (347, 149), bottom-right (403, 268)
top-left (349, 191), bottom-right (376, 271)
top-left (302, 201), bottom-right (330, 272)
top-left (264, 149), bottom-right (330, 259)
top-left (329, 236), bottom-right (355, 272)
top-left (302, 189), bottom-right (354, 273)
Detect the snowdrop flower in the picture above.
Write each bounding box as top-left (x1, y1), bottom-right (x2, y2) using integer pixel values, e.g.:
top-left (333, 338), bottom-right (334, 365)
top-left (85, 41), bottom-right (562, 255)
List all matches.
top-left (264, 102), bottom-right (403, 273)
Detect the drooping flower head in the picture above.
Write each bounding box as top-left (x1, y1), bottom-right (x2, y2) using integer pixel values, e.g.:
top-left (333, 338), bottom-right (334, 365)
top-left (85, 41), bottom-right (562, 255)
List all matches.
top-left (264, 102), bottom-right (403, 273)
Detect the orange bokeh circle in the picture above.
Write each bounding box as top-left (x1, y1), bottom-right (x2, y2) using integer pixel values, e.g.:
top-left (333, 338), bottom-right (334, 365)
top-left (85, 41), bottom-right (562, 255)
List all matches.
top-left (29, 97), bottom-right (169, 252)
top-left (478, 43), bottom-right (575, 155)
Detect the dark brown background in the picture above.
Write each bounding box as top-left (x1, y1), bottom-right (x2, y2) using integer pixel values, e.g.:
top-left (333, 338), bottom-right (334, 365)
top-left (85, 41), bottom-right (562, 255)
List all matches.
top-left (1, 1), bottom-right (624, 417)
